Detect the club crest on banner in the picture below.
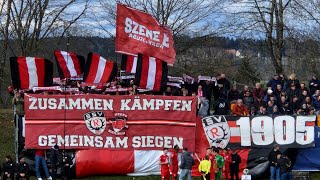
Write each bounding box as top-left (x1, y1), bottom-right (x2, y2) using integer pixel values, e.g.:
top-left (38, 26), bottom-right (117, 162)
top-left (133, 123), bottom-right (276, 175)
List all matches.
top-left (108, 113), bottom-right (128, 135)
top-left (202, 116), bottom-right (230, 149)
top-left (83, 111), bottom-right (107, 135)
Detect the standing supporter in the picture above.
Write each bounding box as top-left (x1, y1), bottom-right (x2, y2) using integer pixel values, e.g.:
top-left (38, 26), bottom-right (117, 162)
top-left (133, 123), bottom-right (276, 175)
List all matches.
top-left (274, 84), bottom-right (283, 100)
top-left (164, 87), bottom-right (173, 96)
top-left (213, 149), bottom-right (224, 180)
top-left (239, 86), bottom-right (250, 99)
top-left (159, 148), bottom-right (170, 180)
top-left (199, 97), bottom-right (210, 117)
top-left (62, 151), bottom-right (73, 180)
top-left (49, 145), bottom-right (60, 180)
top-left (286, 84), bottom-right (301, 102)
top-left (300, 90), bottom-right (309, 103)
top-left (252, 83), bottom-right (265, 103)
top-left (179, 148), bottom-right (195, 180)
top-left (263, 89), bottom-right (274, 103)
top-left (278, 96), bottom-right (290, 114)
top-left (266, 101), bottom-right (275, 115)
top-left (217, 73), bottom-right (231, 94)
top-left (277, 154), bottom-right (292, 180)
top-left (309, 75), bottom-right (320, 95)
top-left (198, 155), bottom-right (211, 180)
top-left (257, 105), bottom-right (267, 115)
top-left (230, 150), bottom-right (241, 180)
top-left (201, 80), bottom-right (214, 107)
top-left (228, 85), bottom-right (240, 102)
top-left (300, 83), bottom-right (309, 95)
top-left (232, 99), bottom-right (249, 116)
top-left (242, 91), bottom-right (254, 109)
top-left (16, 156), bottom-right (30, 180)
top-left (222, 149), bottom-right (231, 180)
top-left (268, 75), bottom-right (282, 92)
top-left (35, 149), bottom-right (52, 180)
top-left (312, 95), bottom-right (320, 113)
top-left (12, 91), bottom-right (24, 117)
top-left (268, 144), bottom-right (281, 180)
top-left (312, 90), bottom-right (320, 103)
top-left (214, 95), bottom-right (230, 115)
top-left (170, 145), bottom-right (179, 180)
top-left (289, 95), bottom-right (301, 115)
top-left (198, 85), bottom-right (204, 97)
top-left (2, 155), bottom-right (14, 180)
top-left (286, 73), bottom-right (300, 90)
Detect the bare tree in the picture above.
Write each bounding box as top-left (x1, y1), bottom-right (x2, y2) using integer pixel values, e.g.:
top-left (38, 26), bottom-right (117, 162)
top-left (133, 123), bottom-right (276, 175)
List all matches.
top-left (9, 0), bottom-right (89, 56)
top-left (96, 0), bottom-right (225, 37)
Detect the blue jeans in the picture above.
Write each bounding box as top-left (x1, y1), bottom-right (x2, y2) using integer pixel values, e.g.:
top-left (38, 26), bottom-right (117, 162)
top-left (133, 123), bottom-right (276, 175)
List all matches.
top-left (35, 155), bottom-right (50, 178)
top-left (179, 169), bottom-right (192, 180)
top-left (281, 172), bottom-right (292, 180)
top-left (270, 166), bottom-right (280, 180)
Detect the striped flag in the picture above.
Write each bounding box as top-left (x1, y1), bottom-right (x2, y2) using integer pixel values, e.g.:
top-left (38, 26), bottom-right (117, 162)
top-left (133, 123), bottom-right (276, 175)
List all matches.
top-left (134, 54), bottom-right (168, 91)
top-left (54, 50), bottom-right (85, 79)
top-left (10, 57), bottom-right (53, 90)
top-left (83, 52), bottom-right (117, 84)
top-left (121, 54), bottom-right (137, 74)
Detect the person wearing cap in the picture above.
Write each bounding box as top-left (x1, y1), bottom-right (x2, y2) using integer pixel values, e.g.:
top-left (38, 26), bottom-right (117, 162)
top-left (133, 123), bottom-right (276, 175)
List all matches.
top-left (49, 145), bottom-right (60, 180)
top-left (268, 144), bottom-right (281, 180)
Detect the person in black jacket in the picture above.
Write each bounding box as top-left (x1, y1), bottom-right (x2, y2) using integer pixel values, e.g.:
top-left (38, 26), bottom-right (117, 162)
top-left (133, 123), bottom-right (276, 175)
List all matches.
top-left (214, 95), bottom-right (230, 115)
top-left (49, 145), bottom-right (60, 180)
top-left (268, 144), bottom-right (281, 180)
top-left (61, 151), bottom-right (73, 180)
top-left (2, 155), bottom-right (14, 180)
top-left (16, 156), bottom-right (30, 180)
top-left (277, 154), bottom-right (292, 180)
top-left (230, 149), bottom-right (241, 180)
top-left (179, 148), bottom-right (195, 180)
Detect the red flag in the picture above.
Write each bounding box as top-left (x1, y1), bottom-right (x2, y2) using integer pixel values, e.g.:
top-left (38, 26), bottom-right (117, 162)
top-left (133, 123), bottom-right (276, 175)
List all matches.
top-left (121, 54), bottom-right (137, 74)
top-left (54, 50), bottom-right (85, 79)
top-left (10, 57), bottom-right (53, 90)
top-left (116, 3), bottom-right (176, 65)
top-left (134, 53), bottom-right (168, 91)
top-left (83, 52), bottom-right (117, 84)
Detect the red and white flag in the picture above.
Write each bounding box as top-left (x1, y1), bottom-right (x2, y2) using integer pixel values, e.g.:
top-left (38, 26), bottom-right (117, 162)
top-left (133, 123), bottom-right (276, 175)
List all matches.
top-left (134, 53), bottom-right (168, 91)
top-left (83, 52), bottom-right (118, 84)
top-left (54, 50), bottom-right (85, 79)
top-left (121, 54), bottom-right (137, 74)
top-left (116, 3), bottom-right (176, 65)
top-left (10, 57), bottom-right (53, 90)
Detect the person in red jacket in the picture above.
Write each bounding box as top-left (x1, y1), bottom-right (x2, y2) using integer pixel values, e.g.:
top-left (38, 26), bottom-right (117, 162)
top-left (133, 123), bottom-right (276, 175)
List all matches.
top-left (159, 148), bottom-right (170, 180)
top-left (222, 148), bottom-right (232, 180)
top-left (232, 99), bottom-right (249, 116)
top-left (170, 145), bottom-right (179, 180)
top-left (207, 147), bottom-right (217, 180)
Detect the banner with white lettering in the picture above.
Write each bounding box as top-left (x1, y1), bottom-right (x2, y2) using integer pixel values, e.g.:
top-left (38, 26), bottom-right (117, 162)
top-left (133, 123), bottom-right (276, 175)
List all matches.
top-left (115, 3), bottom-right (176, 65)
top-left (24, 94), bottom-right (196, 150)
top-left (202, 115), bottom-right (316, 148)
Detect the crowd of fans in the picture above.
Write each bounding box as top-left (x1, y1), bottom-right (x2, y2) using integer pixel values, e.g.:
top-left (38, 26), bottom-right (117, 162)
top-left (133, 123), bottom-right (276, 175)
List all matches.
top-left (10, 73), bottom-right (320, 117)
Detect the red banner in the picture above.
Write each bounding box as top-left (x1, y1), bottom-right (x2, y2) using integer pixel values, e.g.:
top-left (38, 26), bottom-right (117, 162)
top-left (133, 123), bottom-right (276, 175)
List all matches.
top-left (24, 94), bottom-right (196, 150)
top-left (115, 3), bottom-right (176, 65)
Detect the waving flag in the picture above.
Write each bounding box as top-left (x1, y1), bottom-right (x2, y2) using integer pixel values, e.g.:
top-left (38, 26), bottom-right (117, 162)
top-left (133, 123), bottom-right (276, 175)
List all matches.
top-left (54, 50), bottom-right (85, 79)
top-left (83, 52), bottom-right (117, 84)
top-left (10, 57), bottom-right (53, 90)
top-left (121, 54), bottom-right (137, 74)
top-left (116, 3), bottom-right (176, 65)
top-left (134, 53), bottom-right (168, 91)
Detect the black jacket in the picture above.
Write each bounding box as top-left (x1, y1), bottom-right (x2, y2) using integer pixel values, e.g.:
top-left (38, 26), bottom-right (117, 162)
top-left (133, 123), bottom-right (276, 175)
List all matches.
top-left (230, 153), bottom-right (241, 170)
top-left (16, 162), bottom-right (29, 175)
top-left (277, 155), bottom-right (291, 174)
top-left (214, 97), bottom-right (230, 115)
top-left (268, 149), bottom-right (281, 167)
top-left (2, 161), bottom-right (14, 174)
top-left (180, 151), bottom-right (195, 170)
top-left (49, 148), bottom-right (59, 168)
